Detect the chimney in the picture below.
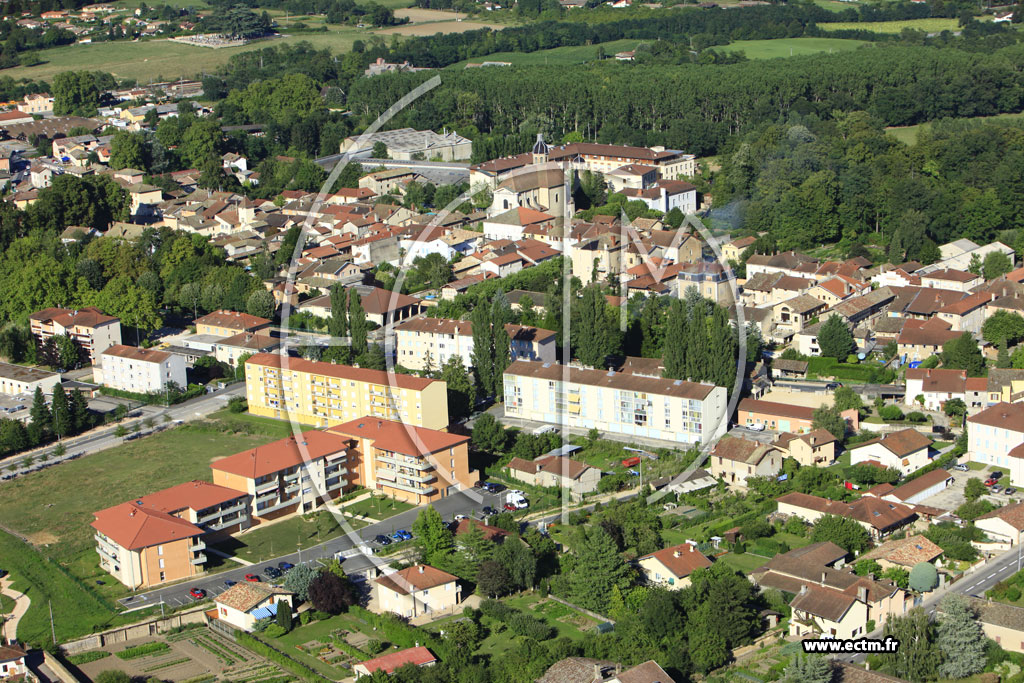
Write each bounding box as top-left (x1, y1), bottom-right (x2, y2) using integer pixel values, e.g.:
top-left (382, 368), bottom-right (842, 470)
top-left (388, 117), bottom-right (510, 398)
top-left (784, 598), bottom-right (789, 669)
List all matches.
top-left (673, 549), bottom-right (681, 558)
top-left (857, 586), bottom-right (868, 602)
top-left (821, 571), bottom-right (827, 585)
top-left (594, 664), bottom-right (601, 681)
top-left (418, 565), bottom-right (424, 574)
top-left (800, 584), bottom-right (808, 595)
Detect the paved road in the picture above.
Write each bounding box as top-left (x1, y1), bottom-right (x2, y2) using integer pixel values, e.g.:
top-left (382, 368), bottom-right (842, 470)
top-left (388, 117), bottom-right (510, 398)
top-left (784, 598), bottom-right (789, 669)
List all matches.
top-left (0, 384), bottom-right (247, 481)
top-left (120, 487), bottom-right (508, 609)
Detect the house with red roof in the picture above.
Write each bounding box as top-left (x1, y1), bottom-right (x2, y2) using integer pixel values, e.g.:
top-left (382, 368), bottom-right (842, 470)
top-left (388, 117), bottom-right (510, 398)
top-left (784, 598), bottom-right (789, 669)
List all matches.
top-left (29, 306), bottom-right (122, 364)
top-left (373, 565), bottom-right (461, 619)
top-left (353, 646), bottom-right (437, 678)
top-left (636, 542), bottom-right (712, 589)
top-left (905, 367), bottom-right (987, 412)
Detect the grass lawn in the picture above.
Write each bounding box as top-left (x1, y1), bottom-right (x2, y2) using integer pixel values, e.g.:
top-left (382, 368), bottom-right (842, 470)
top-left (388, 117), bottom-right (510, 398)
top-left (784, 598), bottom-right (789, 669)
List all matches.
top-left (214, 511), bottom-right (364, 563)
top-left (269, 612), bottom-right (377, 678)
top-left (448, 38), bottom-right (642, 67)
top-left (771, 532), bottom-right (811, 549)
top-left (818, 17), bottom-right (961, 33)
top-left (468, 594), bottom-right (599, 658)
top-left (886, 111), bottom-right (1024, 146)
top-left (0, 419), bottom-right (287, 645)
top-left (717, 552), bottom-right (769, 573)
top-left (967, 461), bottom-right (987, 471)
top-left (0, 592), bottom-right (14, 615)
top-left (718, 37), bottom-right (871, 59)
top-left (342, 495), bottom-right (415, 521)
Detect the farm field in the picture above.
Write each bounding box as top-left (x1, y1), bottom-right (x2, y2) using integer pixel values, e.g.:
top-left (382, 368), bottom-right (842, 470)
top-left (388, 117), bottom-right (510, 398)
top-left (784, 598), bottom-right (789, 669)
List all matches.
top-left (449, 38), bottom-right (642, 67)
top-left (818, 17), bottom-right (961, 33)
top-left (0, 411), bottom-right (288, 644)
top-left (886, 111), bottom-right (1024, 145)
top-left (718, 37), bottom-right (872, 59)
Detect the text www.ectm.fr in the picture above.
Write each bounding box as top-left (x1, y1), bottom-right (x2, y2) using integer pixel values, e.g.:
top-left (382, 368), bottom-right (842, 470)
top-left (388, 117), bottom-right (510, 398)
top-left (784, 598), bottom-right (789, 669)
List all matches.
top-left (802, 637), bottom-right (900, 654)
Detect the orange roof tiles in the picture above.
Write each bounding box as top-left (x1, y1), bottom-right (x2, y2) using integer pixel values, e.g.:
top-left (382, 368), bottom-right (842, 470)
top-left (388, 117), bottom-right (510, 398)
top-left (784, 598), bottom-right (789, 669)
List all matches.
top-left (638, 542), bottom-right (712, 579)
top-left (358, 646), bottom-right (437, 675)
top-left (375, 565), bottom-right (458, 595)
top-left (210, 430), bottom-right (348, 479)
top-left (328, 417), bottom-right (467, 457)
top-left (246, 354), bottom-right (437, 391)
top-left (92, 502), bottom-right (203, 550)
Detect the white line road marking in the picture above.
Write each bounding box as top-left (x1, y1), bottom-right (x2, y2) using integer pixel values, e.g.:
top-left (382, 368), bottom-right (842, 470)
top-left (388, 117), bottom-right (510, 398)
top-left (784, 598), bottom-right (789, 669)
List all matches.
top-left (988, 573), bottom-right (998, 579)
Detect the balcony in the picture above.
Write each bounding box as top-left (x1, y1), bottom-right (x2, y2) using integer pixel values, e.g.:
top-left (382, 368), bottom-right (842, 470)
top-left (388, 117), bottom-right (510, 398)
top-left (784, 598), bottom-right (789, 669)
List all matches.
top-left (382, 480), bottom-right (436, 495)
top-left (376, 468), bottom-right (397, 481)
top-left (190, 553), bottom-right (207, 565)
top-left (255, 480), bottom-right (278, 494)
top-left (254, 490), bottom-right (280, 504)
top-left (189, 540), bottom-right (206, 552)
top-left (376, 454), bottom-right (431, 470)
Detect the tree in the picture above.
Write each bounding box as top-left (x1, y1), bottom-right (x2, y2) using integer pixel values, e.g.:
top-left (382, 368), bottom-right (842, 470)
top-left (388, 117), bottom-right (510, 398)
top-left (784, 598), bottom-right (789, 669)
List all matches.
top-left (452, 523), bottom-right (494, 580)
top-left (307, 571), bottom-right (356, 614)
top-left (854, 559), bottom-right (882, 577)
top-left (879, 608), bottom-right (939, 682)
top-left (809, 514), bottom-right (870, 553)
top-left (29, 386), bottom-right (50, 444)
top-left (833, 386), bottom-right (862, 413)
top-left (942, 333), bottom-right (985, 376)
top-left (275, 599), bottom-right (292, 632)
top-left (328, 283), bottom-right (349, 347)
top-left (109, 131), bottom-right (149, 171)
top-left (687, 611), bottom-right (730, 674)
top-left (493, 536), bottom-right (536, 590)
top-left (572, 285), bottom-right (613, 368)
top-left (811, 405), bottom-right (846, 441)
top-left (470, 301), bottom-right (494, 399)
top-left (908, 562), bottom-right (938, 592)
top-left (783, 655), bottom-right (832, 683)
top-left (283, 563), bottom-right (317, 601)
top-left (372, 141), bottom-right (389, 158)
top-left (246, 288), bottom-right (276, 319)
top-left (476, 560), bottom-right (514, 597)
top-left (937, 594), bottom-right (986, 679)
top-left (51, 384), bottom-right (71, 439)
top-left (471, 413), bottom-right (506, 454)
top-left (817, 315), bottom-right (855, 359)
top-left (567, 526), bottom-right (634, 612)
top-left (441, 356), bottom-right (473, 420)
top-left (348, 289), bottom-right (368, 356)
top-left (52, 71), bottom-right (101, 116)
top-left (943, 398), bottom-right (967, 426)
top-left (964, 477), bottom-right (986, 502)
top-left (983, 250), bottom-right (1013, 281)
top-left (982, 310), bottom-right (1024, 347)
top-left (412, 506), bottom-right (454, 568)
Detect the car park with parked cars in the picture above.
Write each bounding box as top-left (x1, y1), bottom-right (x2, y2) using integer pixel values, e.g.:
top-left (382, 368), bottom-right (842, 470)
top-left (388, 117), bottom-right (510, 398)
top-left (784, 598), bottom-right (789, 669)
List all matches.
top-left (189, 587), bottom-right (206, 599)
top-left (244, 573), bottom-right (260, 582)
top-left (264, 566), bottom-right (282, 579)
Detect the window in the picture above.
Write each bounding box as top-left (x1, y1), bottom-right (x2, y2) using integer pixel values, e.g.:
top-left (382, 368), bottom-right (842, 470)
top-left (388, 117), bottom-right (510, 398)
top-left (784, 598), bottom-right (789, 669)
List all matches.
top-left (157, 545), bottom-right (163, 556)
top-left (159, 571), bottom-right (166, 581)
top-left (158, 558), bottom-right (165, 569)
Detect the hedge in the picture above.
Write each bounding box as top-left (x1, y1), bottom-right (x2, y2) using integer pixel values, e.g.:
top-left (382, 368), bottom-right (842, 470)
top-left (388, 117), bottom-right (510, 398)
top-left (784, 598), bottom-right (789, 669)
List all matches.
top-left (348, 606), bottom-right (449, 660)
top-left (235, 631), bottom-right (327, 682)
top-left (115, 641), bottom-right (170, 660)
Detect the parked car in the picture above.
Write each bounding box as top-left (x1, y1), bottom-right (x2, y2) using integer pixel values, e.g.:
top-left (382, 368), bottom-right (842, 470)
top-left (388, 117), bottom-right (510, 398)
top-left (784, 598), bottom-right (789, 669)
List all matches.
top-left (825, 382), bottom-right (843, 390)
top-left (264, 566), bottom-right (282, 579)
top-left (189, 587), bottom-right (206, 599)
top-left (514, 499), bottom-right (529, 509)
top-left (224, 580), bottom-right (236, 587)
top-left (992, 485), bottom-right (1004, 494)
top-left (278, 562), bottom-right (294, 572)
top-left (746, 423), bottom-right (765, 432)
top-left (504, 503), bottom-right (518, 511)
top-left (374, 534), bottom-right (392, 545)
top-left (394, 529), bottom-right (413, 541)
top-left (244, 574), bottom-right (260, 582)
top-left (985, 478), bottom-right (997, 486)
top-left (992, 471), bottom-right (1004, 480)
top-left (482, 506), bottom-right (496, 516)
top-left (454, 514), bottom-right (468, 522)
top-left (1007, 488), bottom-right (1018, 495)
top-left (953, 464), bottom-right (969, 471)
top-left (483, 482), bottom-right (505, 494)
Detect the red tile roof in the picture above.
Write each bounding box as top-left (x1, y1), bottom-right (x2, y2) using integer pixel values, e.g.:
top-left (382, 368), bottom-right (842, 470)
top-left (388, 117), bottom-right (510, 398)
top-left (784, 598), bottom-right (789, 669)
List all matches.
top-left (195, 309), bottom-right (270, 331)
top-left (968, 402), bottom-right (1024, 431)
top-left (328, 417), bottom-right (467, 456)
top-left (102, 345), bottom-right (170, 364)
top-left (375, 565), bottom-right (458, 595)
top-left (638, 542), bottom-right (712, 579)
top-left (92, 501), bottom-right (203, 550)
top-left (246, 353), bottom-right (438, 391)
top-left (29, 305), bottom-right (117, 328)
top-left (357, 646), bottom-right (437, 675)
top-left (136, 480), bottom-right (247, 514)
top-left (211, 431), bottom-right (348, 479)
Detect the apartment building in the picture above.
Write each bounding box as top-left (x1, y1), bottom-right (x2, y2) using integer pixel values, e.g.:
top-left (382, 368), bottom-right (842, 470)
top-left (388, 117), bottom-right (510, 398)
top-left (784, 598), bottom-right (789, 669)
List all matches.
top-left (968, 402), bottom-right (1024, 484)
top-left (0, 362), bottom-right (60, 396)
top-left (95, 345), bottom-right (187, 394)
top-left (210, 431), bottom-right (349, 520)
top-left (244, 353), bottom-right (449, 430)
top-left (91, 501), bottom-right (206, 589)
top-left (29, 306), bottom-right (121, 364)
top-left (328, 417), bottom-right (475, 505)
top-left (92, 480), bottom-right (252, 588)
top-left (195, 309), bottom-right (271, 337)
top-left (393, 317), bottom-right (556, 372)
top-left (502, 360), bottom-right (728, 444)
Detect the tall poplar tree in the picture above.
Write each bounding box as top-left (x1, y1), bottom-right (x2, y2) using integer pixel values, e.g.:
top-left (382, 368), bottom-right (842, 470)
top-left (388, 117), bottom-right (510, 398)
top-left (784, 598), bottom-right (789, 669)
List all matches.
top-left (348, 289), bottom-right (368, 356)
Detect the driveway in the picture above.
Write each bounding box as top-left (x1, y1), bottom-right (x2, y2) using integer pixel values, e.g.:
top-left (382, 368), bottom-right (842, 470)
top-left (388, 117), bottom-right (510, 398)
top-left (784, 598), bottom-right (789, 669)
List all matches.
top-left (917, 465), bottom-right (1019, 510)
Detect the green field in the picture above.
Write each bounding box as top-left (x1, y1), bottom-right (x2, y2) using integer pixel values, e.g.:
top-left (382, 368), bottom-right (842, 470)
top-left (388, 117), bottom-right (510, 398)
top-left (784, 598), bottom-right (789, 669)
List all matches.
top-left (718, 37), bottom-right (872, 59)
top-left (215, 511), bottom-right (366, 563)
top-left (718, 551), bottom-right (770, 573)
top-left (341, 494), bottom-right (415, 521)
top-left (886, 111), bottom-right (1024, 145)
top-left (819, 17), bottom-right (961, 33)
top-left (1, 30), bottom-right (365, 82)
top-left (0, 410), bottom-right (291, 644)
top-left (449, 38), bottom-right (642, 68)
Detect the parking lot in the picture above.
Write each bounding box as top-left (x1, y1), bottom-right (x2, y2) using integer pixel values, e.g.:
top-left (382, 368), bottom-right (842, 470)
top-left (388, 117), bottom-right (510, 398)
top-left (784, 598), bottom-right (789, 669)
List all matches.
top-left (918, 464), bottom-right (1019, 510)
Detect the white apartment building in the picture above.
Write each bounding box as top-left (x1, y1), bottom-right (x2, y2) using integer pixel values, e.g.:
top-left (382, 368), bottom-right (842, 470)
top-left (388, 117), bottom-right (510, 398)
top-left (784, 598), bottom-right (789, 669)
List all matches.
top-left (968, 402), bottom-right (1024, 485)
top-left (394, 317), bottom-right (556, 372)
top-left (95, 345), bottom-right (187, 394)
top-left (502, 360), bottom-right (728, 444)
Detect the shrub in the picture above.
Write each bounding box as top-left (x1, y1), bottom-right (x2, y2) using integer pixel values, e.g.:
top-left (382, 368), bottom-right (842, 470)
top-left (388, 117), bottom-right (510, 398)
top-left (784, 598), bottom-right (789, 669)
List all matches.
top-left (508, 612), bottom-right (556, 640)
top-left (879, 405), bottom-right (904, 421)
top-left (1007, 586), bottom-right (1022, 602)
top-left (263, 624), bottom-right (287, 638)
top-left (906, 411), bottom-right (927, 423)
top-left (67, 651), bottom-right (111, 665)
top-left (365, 639), bottom-right (387, 655)
top-left (733, 541), bottom-right (746, 554)
top-left (908, 562), bottom-right (939, 592)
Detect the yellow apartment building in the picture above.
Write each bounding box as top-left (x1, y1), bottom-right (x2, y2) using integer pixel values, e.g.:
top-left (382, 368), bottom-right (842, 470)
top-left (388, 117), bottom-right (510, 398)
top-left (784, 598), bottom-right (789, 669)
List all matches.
top-left (244, 353), bottom-right (449, 430)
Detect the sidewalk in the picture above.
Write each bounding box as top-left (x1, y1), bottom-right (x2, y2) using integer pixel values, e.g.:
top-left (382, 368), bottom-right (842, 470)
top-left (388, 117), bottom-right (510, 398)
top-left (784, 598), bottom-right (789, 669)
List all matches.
top-left (0, 576), bottom-right (30, 641)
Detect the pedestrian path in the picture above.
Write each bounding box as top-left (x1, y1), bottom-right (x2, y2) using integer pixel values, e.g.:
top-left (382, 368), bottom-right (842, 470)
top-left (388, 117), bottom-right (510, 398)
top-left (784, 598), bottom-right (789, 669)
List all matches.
top-left (0, 576), bottom-right (30, 640)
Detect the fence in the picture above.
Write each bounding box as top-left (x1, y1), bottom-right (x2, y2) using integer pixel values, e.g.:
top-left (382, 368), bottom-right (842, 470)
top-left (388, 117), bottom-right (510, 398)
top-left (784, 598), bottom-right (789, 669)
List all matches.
top-left (61, 606), bottom-right (209, 655)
